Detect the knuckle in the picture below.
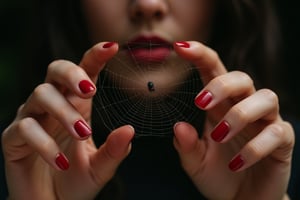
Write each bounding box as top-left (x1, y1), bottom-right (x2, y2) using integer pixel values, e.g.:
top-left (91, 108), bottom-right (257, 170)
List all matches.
top-left (81, 47), bottom-right (98, 65)
top-left (16, 117), bottom-right (36, 134)
top-left (48, 59), bottom-right (82, 80)
top-left (282, 121), bottom-right (294, 135)
top-left (47, 59), bottom-right (67, 73)
top-left (33, 83), bottom-right (53, 97)
top-left (208, 48), bottom-right (219, 61)
top-left (247, 142), bottom-right (264, 159)
top-left (211, 76), bottom-right (230, 91)
top-left (233, 71), bottom-right (254, 86)
top-left (83, 48), bottom-right (92, 59)
top-left (230, 105), bottom-right (248, 124)
top-left (62, 65), bottom-right (75, 78)
top-left (285, 122), bottom-right (296, 146)
top-left (258, 89), bottom-right (279, 105)
top-left (63, 64), bottom-right (83, 79)
top-left (277, 121), bottom-right (295, 146)
top-left (268, 122), bottom-right (295, 150)
top-left (1, 124), bottom-right (13, 141)
top-left (16, 104), bottom-right (25, 115)
top-left (268, 123), bottom-right (285, 139)
top-left (209, 49), bottom-right (221, 66)
top-left (56, 107), bottom-right (71, 120)
top-left (39, 139), bottom-right (56, 154)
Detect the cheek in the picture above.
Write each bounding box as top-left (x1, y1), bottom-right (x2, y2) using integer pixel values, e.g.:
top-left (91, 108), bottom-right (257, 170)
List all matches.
top-left (172, 1), bottom-right (215, 41)
top-left (83, 1), bottom-right (128, 42)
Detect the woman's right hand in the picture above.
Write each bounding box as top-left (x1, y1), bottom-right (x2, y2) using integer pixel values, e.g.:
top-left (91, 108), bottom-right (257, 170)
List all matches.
top-left (2, 42), bottom-right (134, 200)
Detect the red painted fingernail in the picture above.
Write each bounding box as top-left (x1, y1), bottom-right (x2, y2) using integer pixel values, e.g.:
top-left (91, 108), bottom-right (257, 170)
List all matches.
top-left (229, 155), bottom-right (244, 171)
top-left (79, 80), bottom-right (95, 94)
top-left (195, 90), bottom-right (213, 109)
top-left (55, 153), bottom-right (69, 171)
top-left (211, 120), bottom-right (230, 142)
top-left (74, 120), bottom-right (92, 138)
top-left (175, 41), bottom-right (190, 48)
top-left (103, 42), bottom-right (116, 48)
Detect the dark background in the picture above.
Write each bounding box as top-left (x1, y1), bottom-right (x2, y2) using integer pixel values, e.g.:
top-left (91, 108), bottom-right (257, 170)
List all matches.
top-left (0, 0), bottom-right (300, 122)
top-left (0, 1), bottom-right (300, 199)
top-left (0, 1), bottom-right (34, 123)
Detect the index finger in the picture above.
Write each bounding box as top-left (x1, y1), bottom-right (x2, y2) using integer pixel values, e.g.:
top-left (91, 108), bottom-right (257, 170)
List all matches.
top-left (173, 41), bottom-right (227, 85)
top-left (79, 42), bottom-right (119, 82)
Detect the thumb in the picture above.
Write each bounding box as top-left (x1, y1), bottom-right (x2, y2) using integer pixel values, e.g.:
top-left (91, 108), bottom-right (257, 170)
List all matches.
top-left (173, 122), bottom-right (207, 176)
top-left (90, 125), bottom-right (135, 187)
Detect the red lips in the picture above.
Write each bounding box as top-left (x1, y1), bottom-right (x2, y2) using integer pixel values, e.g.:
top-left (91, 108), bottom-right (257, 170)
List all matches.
top-left (124, 36), bottom-right (172, 63)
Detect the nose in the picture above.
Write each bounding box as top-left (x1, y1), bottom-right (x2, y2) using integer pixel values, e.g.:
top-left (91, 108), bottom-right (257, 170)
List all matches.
top-left (129, 0), bottom-right (168, 22)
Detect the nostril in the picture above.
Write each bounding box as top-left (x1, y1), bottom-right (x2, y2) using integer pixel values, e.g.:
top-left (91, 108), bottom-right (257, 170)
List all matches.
top-left (136, 11), bottom-right (143, 18)
top-left (154, 11), bottom-right (163, 19)
top-left (134, 10), bottom-right (162, 20)
top-left (129, 1), bottom-right (168, 22)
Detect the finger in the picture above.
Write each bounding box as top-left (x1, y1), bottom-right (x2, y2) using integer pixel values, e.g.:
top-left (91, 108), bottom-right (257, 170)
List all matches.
top-left (194, 71), bottom-right (255, 109)
top-left (173, 122), bottom-right (206, 176)
top-left (23, 83), bottom-right (92, 139)
top-left (210, 89), bottom-right (279, 143)
top-left (228, 121), bottom-right (294, 172)
top-left (173, 41), bottom-right (227, 85)
top-left (45, 42), bottom-right (118, 97)
top-left (89, 125), bottom-right (135, 187)
top-left (3, 117), bottom-right (69, 171)
top-left (79, 42), bottom-right (119, 82)
top-left (45, 60), bottom-right (96, 98)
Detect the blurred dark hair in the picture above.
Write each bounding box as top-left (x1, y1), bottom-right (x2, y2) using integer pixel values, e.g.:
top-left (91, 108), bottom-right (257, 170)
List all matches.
top-left (21, 0), bottom-right (289, 109)
top-left (214, 0), bottom-right (281, 86)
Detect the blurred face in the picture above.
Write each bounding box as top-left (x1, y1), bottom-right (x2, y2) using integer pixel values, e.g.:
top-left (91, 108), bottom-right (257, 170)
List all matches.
top-left (83, 0), bottom-right (215, 43)
top-left (82, 0), bottom-right (215, 96)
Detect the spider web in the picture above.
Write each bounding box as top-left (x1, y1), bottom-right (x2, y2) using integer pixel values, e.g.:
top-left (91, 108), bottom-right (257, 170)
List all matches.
top-left (92, 41), bottom-right (204, 138)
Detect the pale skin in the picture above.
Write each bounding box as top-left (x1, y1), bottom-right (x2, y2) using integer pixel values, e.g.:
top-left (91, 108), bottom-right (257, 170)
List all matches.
top-left (2, 0), bottom-right (295, 199)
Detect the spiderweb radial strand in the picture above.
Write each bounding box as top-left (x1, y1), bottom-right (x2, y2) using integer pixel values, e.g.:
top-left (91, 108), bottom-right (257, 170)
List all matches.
top-left (92, 41), bottom-right (204, 138)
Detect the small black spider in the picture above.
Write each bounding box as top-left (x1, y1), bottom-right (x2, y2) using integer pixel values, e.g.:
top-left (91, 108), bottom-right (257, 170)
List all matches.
top-left (147, 81), bottom-right (155, 92)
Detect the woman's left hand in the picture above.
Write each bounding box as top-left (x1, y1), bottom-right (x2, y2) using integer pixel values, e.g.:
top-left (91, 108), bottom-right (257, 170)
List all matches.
top-left (173, 41), bottom-right (294, 200)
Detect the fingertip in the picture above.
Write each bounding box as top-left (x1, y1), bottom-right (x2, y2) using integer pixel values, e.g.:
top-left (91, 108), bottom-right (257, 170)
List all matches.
top-left (78, 79), bottom-right (96, 95)
top-left (73, 119), bottom-right (92, 139)
top-left (173, 41), bottom-right (192, 56)
top-left (173, 41), bottom-right (203, 62)
top-left (194, 90), bottom-right (213, 109)
top-left (55, 152), bottom-right (70, 171)
top-left (228, 154), bottom-right (245, 172)
top-left (173, 122), bottom-right (186, 149)
top-left (106, 125), bottom-right (135, 158)
top-left (103, 41), bottom-right (118, 49)
top-left (79, 41), bottom-right (119, 77)
top-left (174, 41), bottom-right (191, 49)
top-left (173, 122), bottom-right (198, 153)
top-left (89, 125), bottom-right (134, 186)
top-left (92, 41), bottom-right (119, 63)
top-left (119, 125), bottom-right (135, 143)
top-left (173, 122), bottom-right (187, 136)
top-left (112, 124), bottom-right (135, 139)
top-left (125, 124), bottom-right (135, 135)
top-left (100, 41), bottom-right (119, 53)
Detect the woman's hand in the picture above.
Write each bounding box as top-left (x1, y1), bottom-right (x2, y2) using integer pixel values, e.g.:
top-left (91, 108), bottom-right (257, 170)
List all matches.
top-left (2, 42), bottom-right (134, 200)
top-left (173, 41), bottom-right (295, 200)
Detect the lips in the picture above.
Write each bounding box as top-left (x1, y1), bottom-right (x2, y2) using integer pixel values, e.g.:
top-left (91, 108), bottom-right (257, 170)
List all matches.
top-left (123, 36), bottom-right (172, 63)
